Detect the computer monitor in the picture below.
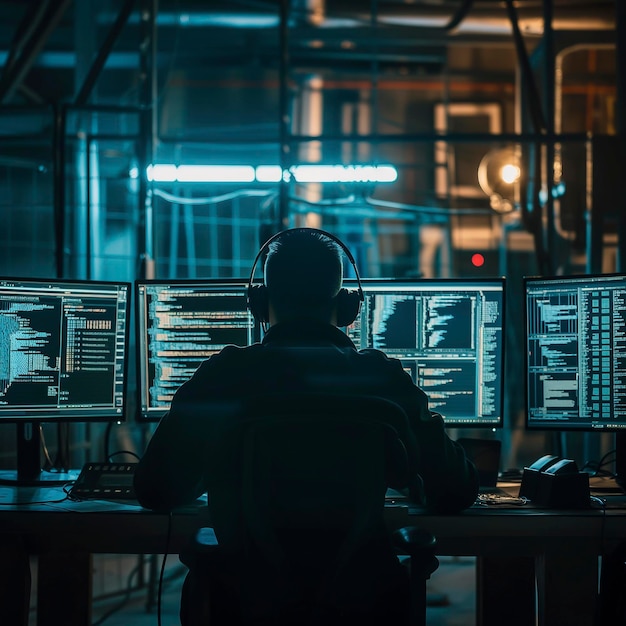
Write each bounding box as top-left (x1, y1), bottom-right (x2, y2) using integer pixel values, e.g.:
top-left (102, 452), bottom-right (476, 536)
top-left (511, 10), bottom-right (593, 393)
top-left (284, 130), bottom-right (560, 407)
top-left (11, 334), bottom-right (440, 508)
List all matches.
top-left (344, 278), bottom-right (506, 427)
top-left (525, 273), bottom-right (626, 431)
top-left (0, 277), bottom-right (130, 483)
top-left (136, 280), bottom-right (260, 421)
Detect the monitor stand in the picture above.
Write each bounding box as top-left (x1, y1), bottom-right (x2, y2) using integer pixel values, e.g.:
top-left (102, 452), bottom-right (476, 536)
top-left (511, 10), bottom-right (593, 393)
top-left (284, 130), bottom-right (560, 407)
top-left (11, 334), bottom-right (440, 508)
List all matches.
top-left (0, 422), bottom-right (78, 486)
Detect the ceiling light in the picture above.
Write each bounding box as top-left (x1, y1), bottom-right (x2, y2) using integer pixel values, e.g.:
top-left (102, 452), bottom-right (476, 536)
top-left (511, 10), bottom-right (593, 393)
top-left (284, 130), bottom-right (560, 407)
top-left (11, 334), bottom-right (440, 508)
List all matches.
top-left (144, 164), bottom-right (398, 184)
top-left (478, 146), bottom-right (521, 213)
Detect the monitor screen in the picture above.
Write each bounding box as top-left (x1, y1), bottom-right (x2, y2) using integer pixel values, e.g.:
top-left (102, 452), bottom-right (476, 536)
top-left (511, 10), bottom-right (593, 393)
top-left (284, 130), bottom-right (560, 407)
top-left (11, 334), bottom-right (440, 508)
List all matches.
top-left (0, 277), bottom-right (130, 422)
top-left (345, 278), bottom-right (505, 427)
top-left (525, 273), bottom-right (626, 431)
top-left (136, 280), bottom-right (260, 421)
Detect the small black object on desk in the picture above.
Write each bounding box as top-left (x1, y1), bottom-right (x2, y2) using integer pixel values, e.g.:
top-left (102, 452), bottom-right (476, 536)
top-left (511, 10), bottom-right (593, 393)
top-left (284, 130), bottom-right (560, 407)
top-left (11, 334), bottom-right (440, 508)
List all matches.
top-left (520, 455), bottom-right (590, 508)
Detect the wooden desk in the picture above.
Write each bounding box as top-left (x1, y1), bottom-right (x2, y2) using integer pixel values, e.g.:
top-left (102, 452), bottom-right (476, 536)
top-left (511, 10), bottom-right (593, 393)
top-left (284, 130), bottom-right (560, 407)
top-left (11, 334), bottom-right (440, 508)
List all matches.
top-left (0, 485), bottom-right (624, 626)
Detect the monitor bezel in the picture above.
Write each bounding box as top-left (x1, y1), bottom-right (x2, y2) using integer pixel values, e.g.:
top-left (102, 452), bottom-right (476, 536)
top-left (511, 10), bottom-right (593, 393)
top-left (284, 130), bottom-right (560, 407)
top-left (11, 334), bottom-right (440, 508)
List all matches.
top-left (135, 278), bottom-right (259, 422)
top-left (344, 276), bottom-right (507, 429)
top-left (0, 276), bottom-right (131, 424)
top-left (524, 272), bottom-right (626, 432)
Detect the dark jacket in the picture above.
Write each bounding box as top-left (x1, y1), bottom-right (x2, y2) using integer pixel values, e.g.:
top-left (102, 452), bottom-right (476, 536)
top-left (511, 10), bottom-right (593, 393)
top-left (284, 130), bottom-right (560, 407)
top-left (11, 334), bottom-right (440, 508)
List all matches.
top-left (134, 319), bottom-right (478, 514)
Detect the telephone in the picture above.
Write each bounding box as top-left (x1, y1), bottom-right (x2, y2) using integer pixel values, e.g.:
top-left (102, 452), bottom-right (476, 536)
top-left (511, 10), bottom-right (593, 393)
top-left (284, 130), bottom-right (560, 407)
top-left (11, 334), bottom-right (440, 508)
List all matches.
top-left (69, 462), bottom-right (137, 500)
top-left (520, 455), bottom-right (590, 508)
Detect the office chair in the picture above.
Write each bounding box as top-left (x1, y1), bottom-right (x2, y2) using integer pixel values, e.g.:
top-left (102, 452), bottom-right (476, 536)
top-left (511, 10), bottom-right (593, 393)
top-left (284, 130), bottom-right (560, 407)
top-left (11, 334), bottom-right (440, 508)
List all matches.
top-left (181, 393), bottom-right (438, 626)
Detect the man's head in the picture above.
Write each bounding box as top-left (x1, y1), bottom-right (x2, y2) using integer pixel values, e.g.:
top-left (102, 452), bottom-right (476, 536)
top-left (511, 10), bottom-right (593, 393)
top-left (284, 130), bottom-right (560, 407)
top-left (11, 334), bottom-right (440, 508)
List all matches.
top-left (247, 228), bottom-right (363, 327)
top-left (264, 229), bottom-right (344, 325)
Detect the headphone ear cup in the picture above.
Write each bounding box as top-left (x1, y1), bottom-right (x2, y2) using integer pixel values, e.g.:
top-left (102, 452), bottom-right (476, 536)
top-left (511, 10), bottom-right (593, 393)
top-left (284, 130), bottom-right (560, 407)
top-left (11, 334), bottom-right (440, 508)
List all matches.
top-left (335, 289), bottom-right (362, 327)
top-left (247, 284), bottom-right (270, 324)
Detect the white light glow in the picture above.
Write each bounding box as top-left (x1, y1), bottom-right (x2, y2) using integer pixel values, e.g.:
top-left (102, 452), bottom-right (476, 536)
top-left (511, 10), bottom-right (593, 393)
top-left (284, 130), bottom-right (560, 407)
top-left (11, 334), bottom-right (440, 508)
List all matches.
top-left (500, 163), bottom-right (521, 184)
top-left (144, 164), bottom-right (398, 184)
top-left (177, 165), bottom-right (255, 182)
top-left (255, 165), bottom-right (283, 182)
top-left (291, 164), bottom-right (397, 183)
top-left (147, 164), bottom-right (177, 182)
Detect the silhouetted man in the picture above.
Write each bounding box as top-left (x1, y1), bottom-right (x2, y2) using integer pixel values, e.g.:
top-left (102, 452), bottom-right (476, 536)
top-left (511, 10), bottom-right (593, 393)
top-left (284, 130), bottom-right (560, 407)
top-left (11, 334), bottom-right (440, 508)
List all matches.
top-left (135, 228), bottom-right (478, 624)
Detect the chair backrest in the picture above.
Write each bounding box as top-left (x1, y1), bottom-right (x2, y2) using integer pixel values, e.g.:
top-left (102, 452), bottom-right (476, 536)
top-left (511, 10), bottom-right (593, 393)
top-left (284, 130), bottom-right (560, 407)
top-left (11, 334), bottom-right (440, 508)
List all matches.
top-left (205, 392), bottom-right (411, 621)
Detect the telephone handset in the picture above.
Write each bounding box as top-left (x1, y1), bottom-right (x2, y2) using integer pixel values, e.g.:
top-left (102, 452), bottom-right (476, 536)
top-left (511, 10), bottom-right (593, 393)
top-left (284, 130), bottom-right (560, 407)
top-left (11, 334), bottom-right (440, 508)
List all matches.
top-left (526, 454), bottom-right (560, 473)
top-left (520, 455), bottom-right (589, 508)
top-left (543, 458), bottom-right (579, 475)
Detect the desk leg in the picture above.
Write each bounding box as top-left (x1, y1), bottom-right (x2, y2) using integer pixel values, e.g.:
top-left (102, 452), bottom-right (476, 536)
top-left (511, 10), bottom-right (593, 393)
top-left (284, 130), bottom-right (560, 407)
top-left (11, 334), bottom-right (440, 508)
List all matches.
top-left (597, 542), bottom-right (626, 625)
top-left (37, 553), bottom-right (92, 626)
top-left (536, 549), bottom-right (598, 626)
top-left (0, 537), bottom-right (30, 626)
top-left (476, 556), bottom-right (535, 626)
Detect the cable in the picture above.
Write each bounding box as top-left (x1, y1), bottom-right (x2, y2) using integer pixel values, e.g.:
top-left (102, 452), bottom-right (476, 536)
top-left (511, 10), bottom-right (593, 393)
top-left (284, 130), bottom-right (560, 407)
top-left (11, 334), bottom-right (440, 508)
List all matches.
top-left (152, 187), bottom-right (274, 205)
top-left (288, 191), bottom-right (504, 217)
top-left (583, 449), bottom-right (618, 478)
top-left (39, 424), bottom-right (55, 470)
top-left (108, 450), bottom-right (141, 462)
top-left (290, 193), bottom-right (357, 206)
top-left (365, 195), bottom-right (503, 216)
top-left (104, 420), bottom-right (141, 464)
top-left (40, 423), bottom-right (72, 475)
top-left (153, 181), bottom-right (509, 218)
top-left (444, 0), bottom-right (475, 31)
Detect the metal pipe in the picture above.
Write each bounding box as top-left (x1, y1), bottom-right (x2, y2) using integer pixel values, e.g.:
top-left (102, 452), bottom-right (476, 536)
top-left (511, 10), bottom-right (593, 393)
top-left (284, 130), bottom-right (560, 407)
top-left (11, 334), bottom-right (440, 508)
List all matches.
top-left (278, 0), bottom-right (290, 229)
top-left (137, 0), bottom-right (157, 279)
top-left (616, 0), bottom-right (626, 273)
top-left (543, 0), bottom-right (556, 275)
top-left (53, 104), bottom-right (66, 278)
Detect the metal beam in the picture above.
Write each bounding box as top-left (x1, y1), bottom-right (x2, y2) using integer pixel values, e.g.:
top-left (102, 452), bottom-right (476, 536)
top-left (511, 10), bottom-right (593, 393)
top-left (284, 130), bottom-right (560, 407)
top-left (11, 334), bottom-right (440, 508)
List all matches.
top-left (74, 0), bottom-right (137, 106)
top-left (0, 0), bottom-right (73, 104)
top-left (0, 0), bottom-right (52, 83)
top-left (137, 0), bottom-right (157, 279)
top-left (505, 0), bottom-right (546, 134)
top-left (543, 0), bottom-right (556, 275)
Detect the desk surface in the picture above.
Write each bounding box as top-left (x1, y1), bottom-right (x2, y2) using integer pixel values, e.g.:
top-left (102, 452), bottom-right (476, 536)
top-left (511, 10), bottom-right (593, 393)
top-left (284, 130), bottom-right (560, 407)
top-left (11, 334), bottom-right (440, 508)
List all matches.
top-left (1, 482), bottom-right (625, 556)
top-left (1, 482), bottom-right (625, 626)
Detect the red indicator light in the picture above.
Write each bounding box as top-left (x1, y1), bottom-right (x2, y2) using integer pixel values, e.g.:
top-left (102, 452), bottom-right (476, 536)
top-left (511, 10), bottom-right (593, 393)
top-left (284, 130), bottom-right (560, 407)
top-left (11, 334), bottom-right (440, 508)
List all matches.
top-left (471, 253), bottom-right (485, 267)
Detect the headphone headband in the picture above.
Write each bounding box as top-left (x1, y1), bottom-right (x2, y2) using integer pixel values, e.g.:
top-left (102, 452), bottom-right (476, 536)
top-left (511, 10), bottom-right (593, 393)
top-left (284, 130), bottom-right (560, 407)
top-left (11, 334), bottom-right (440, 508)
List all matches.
top-left (246, 227), bottom-right (364, 325)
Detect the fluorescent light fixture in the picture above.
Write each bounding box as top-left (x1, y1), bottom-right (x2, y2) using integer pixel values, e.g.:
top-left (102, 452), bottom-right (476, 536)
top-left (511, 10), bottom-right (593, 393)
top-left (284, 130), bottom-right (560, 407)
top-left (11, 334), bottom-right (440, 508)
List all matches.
top-left (144, 164), bottom-right (397, 184)
top-left (177, 165), bottom-right (255, 182)
top-left (255, 165), bottom-right (283, 183)
top-left (291, 164), bottom-right (397, 183)
top-left (175, 13), bottom-right (280, 28)
top-left (146, 164), bottom-right (255, 183)
top-left (148, 164), bottom-right (177, 182)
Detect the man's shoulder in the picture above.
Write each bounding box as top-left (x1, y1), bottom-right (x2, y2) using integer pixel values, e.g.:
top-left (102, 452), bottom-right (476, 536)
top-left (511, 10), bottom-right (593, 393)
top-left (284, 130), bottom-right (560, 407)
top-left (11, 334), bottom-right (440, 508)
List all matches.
top-left (220, 342), bottom-right (263, 356)
top-left (188, 343), bottom-right (264, 380)
top-left (211, 342), bottom-right (264, 361)
top-left (199, 341), bottom-right (404, 378)
top-left (354, 346), bottom-right (402, 367)
top-left (356, 346), bottom-right (390, 358)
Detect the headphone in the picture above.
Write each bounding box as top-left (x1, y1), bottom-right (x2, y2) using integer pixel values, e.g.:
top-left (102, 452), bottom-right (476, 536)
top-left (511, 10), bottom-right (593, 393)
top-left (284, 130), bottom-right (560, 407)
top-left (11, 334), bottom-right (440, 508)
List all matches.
top-left (246, 227), bottom-right (364, 327)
